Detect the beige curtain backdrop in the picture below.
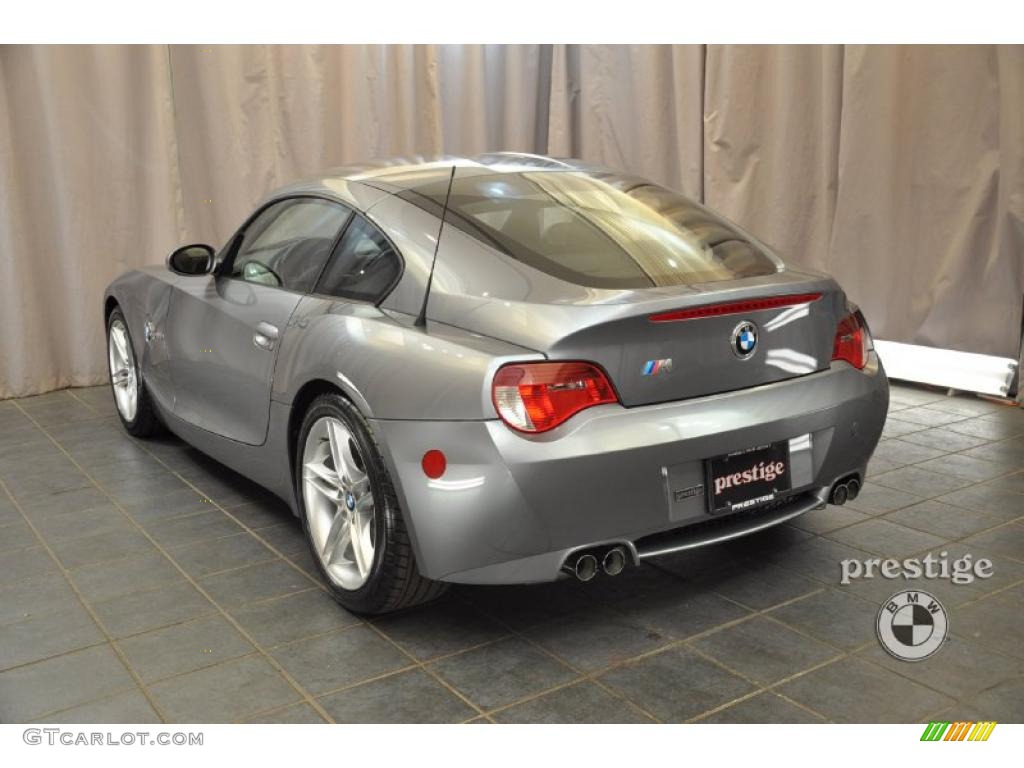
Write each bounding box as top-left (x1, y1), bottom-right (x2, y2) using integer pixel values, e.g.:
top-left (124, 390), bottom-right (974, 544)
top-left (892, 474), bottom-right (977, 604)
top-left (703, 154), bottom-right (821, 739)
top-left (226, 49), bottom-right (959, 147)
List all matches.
top-left (1, 44), bottom-right (1022, 398)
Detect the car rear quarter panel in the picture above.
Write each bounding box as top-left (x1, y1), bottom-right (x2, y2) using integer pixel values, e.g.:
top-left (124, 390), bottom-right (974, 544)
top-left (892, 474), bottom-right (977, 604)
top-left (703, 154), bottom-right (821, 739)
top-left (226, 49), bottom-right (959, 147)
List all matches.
top-left (270, 297), bottom-right (541, 420)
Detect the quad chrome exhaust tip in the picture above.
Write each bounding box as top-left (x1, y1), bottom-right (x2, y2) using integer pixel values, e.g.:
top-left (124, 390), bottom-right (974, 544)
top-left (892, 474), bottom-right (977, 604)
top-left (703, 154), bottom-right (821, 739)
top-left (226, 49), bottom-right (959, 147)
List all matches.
top-left (829, 475), bottom-right (861, 506)
top-left (602, 546), bottom-right (627, 576)
top-left (564, 545), bottom-right (630, 581)
top-left (569, 553), bottom-right (599, 582)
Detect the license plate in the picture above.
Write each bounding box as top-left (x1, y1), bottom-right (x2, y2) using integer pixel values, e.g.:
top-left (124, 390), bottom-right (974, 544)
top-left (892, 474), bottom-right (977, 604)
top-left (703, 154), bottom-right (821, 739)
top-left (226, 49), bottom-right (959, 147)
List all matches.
top-left (706, 441), bottom-right (791, 515)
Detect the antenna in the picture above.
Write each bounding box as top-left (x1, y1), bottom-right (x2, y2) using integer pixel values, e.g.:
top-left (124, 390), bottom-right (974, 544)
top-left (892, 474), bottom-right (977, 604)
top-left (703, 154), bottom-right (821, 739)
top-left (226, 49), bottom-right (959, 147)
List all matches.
top-left (414, 165), bottom-right (457, 328)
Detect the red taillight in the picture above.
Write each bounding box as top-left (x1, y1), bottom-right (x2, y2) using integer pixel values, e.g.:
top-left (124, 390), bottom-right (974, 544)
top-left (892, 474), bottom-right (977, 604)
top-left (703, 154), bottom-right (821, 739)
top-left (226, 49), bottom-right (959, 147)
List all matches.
top-left (492, 361), bottom-right (618, 433)
top-left (832, 311), bottom-right (870, 369)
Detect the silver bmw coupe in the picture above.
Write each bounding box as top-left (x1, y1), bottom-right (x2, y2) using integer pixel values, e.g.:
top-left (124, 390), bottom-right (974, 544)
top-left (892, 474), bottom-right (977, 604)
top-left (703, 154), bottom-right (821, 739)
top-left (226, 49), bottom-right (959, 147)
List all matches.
top-left (104, 153), bottom-right (888, 614)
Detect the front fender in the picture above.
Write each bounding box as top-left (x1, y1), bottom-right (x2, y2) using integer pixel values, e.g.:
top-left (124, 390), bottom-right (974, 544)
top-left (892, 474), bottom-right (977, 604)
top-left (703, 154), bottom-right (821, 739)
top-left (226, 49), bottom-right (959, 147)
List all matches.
top-left (104, 266), bottom-right (177, 410)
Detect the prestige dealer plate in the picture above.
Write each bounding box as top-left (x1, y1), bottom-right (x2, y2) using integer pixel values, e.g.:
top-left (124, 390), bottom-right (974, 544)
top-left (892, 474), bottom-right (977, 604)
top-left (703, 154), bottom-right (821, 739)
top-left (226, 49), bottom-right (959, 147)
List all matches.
top-left (706, 441), bottom-right (791, 514)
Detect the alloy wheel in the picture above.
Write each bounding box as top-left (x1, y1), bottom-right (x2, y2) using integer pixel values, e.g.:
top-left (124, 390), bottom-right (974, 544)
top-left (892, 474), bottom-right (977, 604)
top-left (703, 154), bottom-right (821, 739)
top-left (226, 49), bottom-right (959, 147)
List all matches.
top-left (302, 416), bottom-right (377, 590)
top-left (108, 319), bottom-right (138, 422)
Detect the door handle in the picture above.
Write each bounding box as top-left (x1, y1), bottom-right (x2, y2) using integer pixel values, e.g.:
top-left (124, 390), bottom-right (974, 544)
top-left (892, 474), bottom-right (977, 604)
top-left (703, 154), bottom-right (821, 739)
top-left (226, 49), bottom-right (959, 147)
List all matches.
top-left (253, 322), bottom-right (279, 351)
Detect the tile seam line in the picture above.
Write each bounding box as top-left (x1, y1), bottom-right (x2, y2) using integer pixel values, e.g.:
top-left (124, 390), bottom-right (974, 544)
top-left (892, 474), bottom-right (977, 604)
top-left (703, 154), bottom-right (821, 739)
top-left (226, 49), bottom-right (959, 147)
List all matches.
top-left (874, 510), bottom-right (1024, 543)
top-left (0, 472), bottom-right (172, 724)
top-left (617, 590), bottom-right (845, 715)
top-left (533, 582), bottom-right (850, 721)
top-left (27, 685), bottom-right (161, 724)
top-left (251, 618), bottom-right (540, 721)
top-left (64, 388), bottom-right (504, 724)
top-left (0, 638), bottom-right (113, 677)
top-left (481, 565), bottom-right (839, 720)
top-left (817, 519), bottom-right (1024, 583)
top-left (9, 400), bottom-right (337, 726)
top-left (107, 407), bottom-right (496, 724)
top-left (462, 589), bottom-right (665, 722)
top-left (495, 608), bottom-right (671, 723)
top-left (683, 645), bottom-right (860, 723)
top-left (357, 612), bottom-right (496, 722)
top-left (51, 387), bottom-right (1024, 720)
top-left (746, 515), bottom-right (1024, 612)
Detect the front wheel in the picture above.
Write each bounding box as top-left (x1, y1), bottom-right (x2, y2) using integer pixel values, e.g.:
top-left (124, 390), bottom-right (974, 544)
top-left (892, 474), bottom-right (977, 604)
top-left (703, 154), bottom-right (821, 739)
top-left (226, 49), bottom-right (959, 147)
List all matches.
top-left (107, 307), bottom-right (161, 437)
top-left (295, 393), bottom-right (447, 615)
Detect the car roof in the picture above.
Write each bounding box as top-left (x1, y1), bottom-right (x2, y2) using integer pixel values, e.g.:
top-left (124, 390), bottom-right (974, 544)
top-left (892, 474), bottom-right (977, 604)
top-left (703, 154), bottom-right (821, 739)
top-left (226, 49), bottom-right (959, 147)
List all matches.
top-left (272, 153), bottom-right (622, 202)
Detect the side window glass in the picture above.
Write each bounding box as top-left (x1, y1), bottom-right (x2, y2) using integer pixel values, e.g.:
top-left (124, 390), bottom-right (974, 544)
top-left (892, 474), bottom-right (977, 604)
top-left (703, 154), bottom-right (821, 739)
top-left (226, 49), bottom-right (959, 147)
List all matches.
top-left (315, 215), bottom-right (401, 302)
top-left (229, 198), bottom-right (351, 292)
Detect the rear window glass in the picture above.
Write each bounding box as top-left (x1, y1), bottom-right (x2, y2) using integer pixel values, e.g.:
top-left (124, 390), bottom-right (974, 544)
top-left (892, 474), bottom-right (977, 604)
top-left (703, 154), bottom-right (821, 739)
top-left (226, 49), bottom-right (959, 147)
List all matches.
top-left (399, 171), bottom-right (779, 289)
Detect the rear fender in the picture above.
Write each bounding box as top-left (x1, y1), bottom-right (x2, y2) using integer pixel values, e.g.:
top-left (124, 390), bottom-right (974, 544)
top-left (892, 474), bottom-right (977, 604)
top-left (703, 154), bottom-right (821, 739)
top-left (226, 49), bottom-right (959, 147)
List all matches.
top-left (271, 296), bottom-right (542, 421)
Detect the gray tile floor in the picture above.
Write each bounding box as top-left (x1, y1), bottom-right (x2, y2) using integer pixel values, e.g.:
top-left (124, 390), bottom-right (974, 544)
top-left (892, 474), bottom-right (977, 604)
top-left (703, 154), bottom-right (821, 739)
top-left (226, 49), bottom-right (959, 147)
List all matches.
top-left (0, 382), bottom-right (1022, 723)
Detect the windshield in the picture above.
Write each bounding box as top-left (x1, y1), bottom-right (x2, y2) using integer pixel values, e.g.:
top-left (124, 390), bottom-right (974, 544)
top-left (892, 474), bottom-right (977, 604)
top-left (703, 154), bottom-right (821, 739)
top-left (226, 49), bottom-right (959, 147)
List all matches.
top-left (398, 171), bottom-right (780, 289)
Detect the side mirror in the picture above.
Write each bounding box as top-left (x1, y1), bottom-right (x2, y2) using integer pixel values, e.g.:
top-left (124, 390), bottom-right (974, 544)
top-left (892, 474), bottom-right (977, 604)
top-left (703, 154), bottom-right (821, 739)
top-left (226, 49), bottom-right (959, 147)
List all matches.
top-left (167, 244), bottom-right (215, 276)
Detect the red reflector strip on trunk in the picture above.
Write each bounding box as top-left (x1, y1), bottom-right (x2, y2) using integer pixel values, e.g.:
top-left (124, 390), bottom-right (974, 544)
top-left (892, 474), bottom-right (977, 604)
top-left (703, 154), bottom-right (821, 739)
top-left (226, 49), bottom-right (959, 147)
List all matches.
top-left (648, 293), bottom-right (823, 323)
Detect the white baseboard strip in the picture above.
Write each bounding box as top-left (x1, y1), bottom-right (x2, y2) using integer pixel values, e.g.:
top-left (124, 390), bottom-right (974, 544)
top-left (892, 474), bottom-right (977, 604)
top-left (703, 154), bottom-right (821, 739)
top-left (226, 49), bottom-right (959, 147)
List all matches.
top-left (874, 340), bottom-right (1018, 398)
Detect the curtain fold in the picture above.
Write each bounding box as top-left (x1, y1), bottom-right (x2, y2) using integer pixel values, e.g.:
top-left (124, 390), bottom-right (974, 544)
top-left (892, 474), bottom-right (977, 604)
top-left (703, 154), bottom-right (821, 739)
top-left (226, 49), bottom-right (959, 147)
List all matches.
top-left (436, 45), bottom-right (549, 156)
top-left (0, 45), bottom-right (182, 398)
top-left (703, 44), bottom-right (844, 273)
top-left (548, 44), bottom-right (704, 198)
top-left (827, 45), bottom-right (1022, 357)
top-left (167, 44), bottom-right (448, 247)
top-left (1, 44), bottom-right (1021, 398)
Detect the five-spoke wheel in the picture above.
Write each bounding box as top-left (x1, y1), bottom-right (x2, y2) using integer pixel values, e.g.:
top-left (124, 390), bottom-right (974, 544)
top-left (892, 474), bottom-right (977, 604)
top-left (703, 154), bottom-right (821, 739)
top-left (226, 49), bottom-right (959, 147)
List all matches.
top-left (106, 307), bottom-right (160, 437)
top-left (302, 416), bottom-right (377, 590)
top-left (108, 317), bottom-right (138, 423)
top-left (295, 393), bottom-right (447, 614)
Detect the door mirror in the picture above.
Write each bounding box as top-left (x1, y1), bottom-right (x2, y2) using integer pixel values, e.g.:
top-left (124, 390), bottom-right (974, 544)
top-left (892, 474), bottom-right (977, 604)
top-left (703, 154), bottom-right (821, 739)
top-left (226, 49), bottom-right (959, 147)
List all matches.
top-left (167, 244), bottom-right (215, 276)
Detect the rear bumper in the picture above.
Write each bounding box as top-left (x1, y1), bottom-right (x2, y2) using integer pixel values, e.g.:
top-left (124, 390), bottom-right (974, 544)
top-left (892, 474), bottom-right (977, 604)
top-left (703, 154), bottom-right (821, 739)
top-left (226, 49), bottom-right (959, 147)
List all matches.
top-left (372, 355), bottom-right (888, 584)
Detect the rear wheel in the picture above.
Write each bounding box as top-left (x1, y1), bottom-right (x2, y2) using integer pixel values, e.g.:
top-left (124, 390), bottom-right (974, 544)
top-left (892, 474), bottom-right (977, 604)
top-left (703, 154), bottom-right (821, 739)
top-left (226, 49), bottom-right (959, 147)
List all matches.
top-left (107, 307), bottom-right (161, 437)
top-left (296, 393), bottom-right (447, 615)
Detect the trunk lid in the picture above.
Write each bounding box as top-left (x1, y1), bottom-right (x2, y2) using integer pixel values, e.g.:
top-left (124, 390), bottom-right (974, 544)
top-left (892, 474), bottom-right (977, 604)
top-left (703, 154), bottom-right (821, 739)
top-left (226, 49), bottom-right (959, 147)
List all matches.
top-left (550, 274), bottom-right (845, 407)
top-left (431, 268), bottom-right (847, 406)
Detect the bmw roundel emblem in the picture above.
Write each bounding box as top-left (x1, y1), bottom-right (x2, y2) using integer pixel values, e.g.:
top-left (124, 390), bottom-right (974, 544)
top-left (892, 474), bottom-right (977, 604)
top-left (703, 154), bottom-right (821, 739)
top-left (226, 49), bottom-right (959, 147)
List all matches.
top-left (731, 321), bottom-right (758, 359)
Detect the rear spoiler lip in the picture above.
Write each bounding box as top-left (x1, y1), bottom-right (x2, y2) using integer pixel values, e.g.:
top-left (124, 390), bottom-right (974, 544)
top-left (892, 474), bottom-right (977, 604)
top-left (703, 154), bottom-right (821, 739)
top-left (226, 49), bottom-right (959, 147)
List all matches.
top-left (648, 293), bottom-right (824, 323)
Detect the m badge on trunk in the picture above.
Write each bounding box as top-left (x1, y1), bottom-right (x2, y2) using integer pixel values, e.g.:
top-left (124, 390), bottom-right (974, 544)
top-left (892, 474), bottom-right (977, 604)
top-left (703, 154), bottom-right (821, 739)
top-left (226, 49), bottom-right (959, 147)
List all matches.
top-left (642, 358), bottom-right (673, 376)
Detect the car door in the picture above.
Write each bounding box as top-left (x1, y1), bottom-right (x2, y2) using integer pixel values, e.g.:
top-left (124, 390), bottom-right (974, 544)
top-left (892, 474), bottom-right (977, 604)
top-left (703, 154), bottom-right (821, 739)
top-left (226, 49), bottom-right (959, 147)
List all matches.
top-left (165, 196), bottom-right (353, 445)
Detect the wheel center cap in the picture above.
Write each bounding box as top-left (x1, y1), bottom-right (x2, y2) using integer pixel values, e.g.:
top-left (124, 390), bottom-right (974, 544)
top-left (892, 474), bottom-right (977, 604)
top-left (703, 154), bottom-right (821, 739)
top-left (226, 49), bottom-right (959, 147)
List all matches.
top-left (345, 492), bottom-right (356, 511)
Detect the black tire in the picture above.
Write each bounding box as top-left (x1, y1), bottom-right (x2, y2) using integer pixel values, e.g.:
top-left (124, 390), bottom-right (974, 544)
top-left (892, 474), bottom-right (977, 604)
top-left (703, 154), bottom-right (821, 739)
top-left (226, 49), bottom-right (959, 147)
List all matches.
top-left (295, 392), bottom-right (447, 615)
top-left (106, 307), bottom-right (162, 437)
